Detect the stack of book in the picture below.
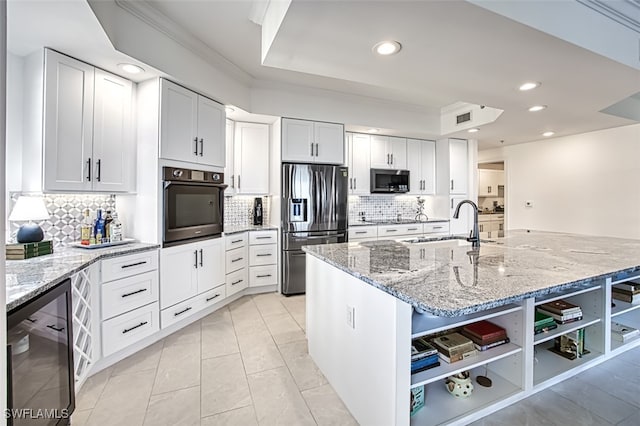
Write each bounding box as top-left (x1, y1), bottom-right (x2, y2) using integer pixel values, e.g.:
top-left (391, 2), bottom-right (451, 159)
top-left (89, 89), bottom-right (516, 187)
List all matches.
top-left (612, 282), bottom-right (640, 304)
top-left (611, 321), bottom-right (640, 342)
top-left (460, 320), bottom-right (510, 351)
top-left (537, 299), bottom-right (583, 324)
top-left (431, 332), bottom-right (478, 363)
top-left (6, 240), bottom-right (53, 260)
top-left (534, 311), bottom-right (558, 334)
top-left (411, 337), bottom-right (440, 373)
top-left (549, 328), bottom-right (589, 360)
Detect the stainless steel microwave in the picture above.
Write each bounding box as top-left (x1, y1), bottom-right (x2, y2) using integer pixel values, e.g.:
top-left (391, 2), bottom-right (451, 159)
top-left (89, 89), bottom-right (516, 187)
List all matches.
top-left (163, 167), bottom-right (227, 247)
top-left (370, 169), bottom-right (410, 193)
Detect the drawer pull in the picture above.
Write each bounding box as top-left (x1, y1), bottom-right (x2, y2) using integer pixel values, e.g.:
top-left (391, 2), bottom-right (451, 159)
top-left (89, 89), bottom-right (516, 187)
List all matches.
top-left (256, 253), bottom-right (272, 257)
top-left (174, 307), bottom-right (192, 317)
top-left (46, 324), bottom-right (64, 332)
top-left (255, 236), bottom-right (272, 240)
top-left (355, 231), bottom-right (367, 234)
top-left (256, 274), bottom-right (272, 278)
top-left (121, 261), bottom-right (147, 269)
top-left (122, 288), bottom-right (148, 298)
top-left (408, 228), bottom-right (418, 231)
top-left (206, 294), bottom-right (220, 302)
top-left (386, 229), bottom-right (397, 232)
top-left (122, 321), bottom-right (148, 334)
top-left (231, 257), bottom-right (244, 263)
top-left (232, 279), bottom-right (244, 285)
top-left (231, 239), bottom-right (243, 243)
top-left (433, 226), bottom-right (443, 229)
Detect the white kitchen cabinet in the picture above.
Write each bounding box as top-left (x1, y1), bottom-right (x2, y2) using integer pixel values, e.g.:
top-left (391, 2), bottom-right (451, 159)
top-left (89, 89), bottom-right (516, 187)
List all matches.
top-left (281, 118), bottom-right (344, 164)
top-left (234, 122), bottom-right (270, 194)
top-left (196, 238), bottom-right (226, 294)
top-left (348, 225), bottom-right (378, 241)
top-left (478, 169), bottom-right (504, 197)
top-left (407, 139), bottom-right (436, 195)
top-left (248, 230), bottom-right (278, 288)
top-left (347, 133), bottom-right (371, 195)
top-left (224, 119), bottom-right (236, 193)
top-left (449, 196), bottom-right (473, 236)
top-left (160, 79), bottom-right (225, 167)
top-left (437, 138), bottom-right (468, 195)
top-left (370, 135), bottom-right (407, 169)
top-left (225, 232), bottom-right (249, 295)
top-left (43, 49), bottom-right (134, 192)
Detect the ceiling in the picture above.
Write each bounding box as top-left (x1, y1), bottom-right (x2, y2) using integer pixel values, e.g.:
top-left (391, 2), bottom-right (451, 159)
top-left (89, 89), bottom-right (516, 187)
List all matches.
top-left (7, 0), bottom-right (640, 150)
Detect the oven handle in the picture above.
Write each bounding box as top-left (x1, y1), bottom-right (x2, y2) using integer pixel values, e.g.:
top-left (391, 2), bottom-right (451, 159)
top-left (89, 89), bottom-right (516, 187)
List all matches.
top-left (164, 181), bottom-right (228, 190)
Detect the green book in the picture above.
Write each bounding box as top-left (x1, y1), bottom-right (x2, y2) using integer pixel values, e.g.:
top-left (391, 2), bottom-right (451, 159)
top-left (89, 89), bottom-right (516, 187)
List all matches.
top-left (6, 240), bottom-right (53, 251)
top-left (6, 249), bottom-right (53, 260)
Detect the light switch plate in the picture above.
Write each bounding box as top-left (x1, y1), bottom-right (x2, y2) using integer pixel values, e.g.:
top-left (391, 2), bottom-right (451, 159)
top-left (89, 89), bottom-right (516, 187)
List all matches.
top-left (346, 305), bottom-right (355, 329)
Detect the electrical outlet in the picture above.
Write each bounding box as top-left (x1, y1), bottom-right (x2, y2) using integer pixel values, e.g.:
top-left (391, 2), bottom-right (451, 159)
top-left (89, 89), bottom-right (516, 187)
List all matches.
top-left (525, 200), bottom-right (533, 207)
top-left (346, 305), bottom-right (355, 329)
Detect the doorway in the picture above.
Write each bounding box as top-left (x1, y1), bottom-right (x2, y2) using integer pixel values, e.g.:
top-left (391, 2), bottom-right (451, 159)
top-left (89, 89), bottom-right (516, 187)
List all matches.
top-left (477, 161), bottom-right (505, 239)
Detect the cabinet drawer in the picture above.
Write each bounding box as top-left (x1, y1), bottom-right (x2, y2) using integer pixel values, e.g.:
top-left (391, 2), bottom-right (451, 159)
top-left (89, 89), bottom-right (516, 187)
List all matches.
top-left (225, 246), bottom-right (248, 273)
top-left (249, 244), bottom-right (277, 266)
top-left (249, 265), bottom-right (278, 287)
top-left (378, 226), bottom-right (403, 237)
top-left (249, 230), bottom-right (277, 245)
top-left (424, 222), bottom-right (450, 234)
top-left (101, 271), bottom-right (159, 320)
top-left (225, 233), bottom-right (248, 250)
top-left (102, 302), bottom-right (159, 357)
top-left (160, 295), bottom-right (203, 329)
top-left (102, 250), bottom-right (158, 283)
top-left (399, 224), bottom-right (423, 236)
top-left (199, 284), bottom-right (226, 308)
top-left (348, 226), bottom-right (377, 240)
top-left (226, 268), bottom-right (249, 297)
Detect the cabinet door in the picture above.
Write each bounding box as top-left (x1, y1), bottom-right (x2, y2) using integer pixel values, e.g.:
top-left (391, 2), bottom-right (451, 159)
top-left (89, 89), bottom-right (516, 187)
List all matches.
top-left (224, 119), bottom-right (236, 194)
top-left (478, 169), bottom-right (490, 196)
top-left (421, 140), bottom-right (436, 194)
top-left (197, 239), bottom-right (225, 294)
top-left (351, 133), bottom-right (371, 194)
top-left (406, 139), bottom-right (422, 195)
top-left (314, 122), bottom-right (344, 164)
top-left (197, 95), bottom-right (225, 167)
top-left (449, 139), bottom-right (468, 194)
top-left (235, 122), bottom-right (269, 194)
top-left (160, 80), bottom-right (198, 163)
top-left (388, 137), bottom-right (407, 169)
top-left (282, 118), bottom-right (314, 162)
top-left (450, 196), bottom-right (472, 236)
top-left (160, 244), bottom-right (198, 309)
top-left (43, 49), bottom-right (94, 191)
top-left (370, 135), bottom-right (390, 168)
top-left (92, 69), bottom-right (134, 192)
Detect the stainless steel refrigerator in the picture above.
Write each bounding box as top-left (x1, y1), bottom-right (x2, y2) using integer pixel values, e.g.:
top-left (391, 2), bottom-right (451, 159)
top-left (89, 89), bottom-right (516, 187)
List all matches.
top-left (281, 163), bottom-right (348, 295)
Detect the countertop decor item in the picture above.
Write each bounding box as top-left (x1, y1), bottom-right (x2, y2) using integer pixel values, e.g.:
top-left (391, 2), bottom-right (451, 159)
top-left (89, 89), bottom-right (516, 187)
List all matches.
top-left (414, 196), bottom-right (428, 222)
top-left (9, 195), bottom-right (50, 243)
top-left (445, 370), bottom-right (473, 398)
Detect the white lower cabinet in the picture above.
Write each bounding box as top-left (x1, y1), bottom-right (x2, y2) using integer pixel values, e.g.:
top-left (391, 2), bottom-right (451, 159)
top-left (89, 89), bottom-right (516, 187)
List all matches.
top-left (160, 295), bottom-right (203, 329)
top-left (102, 302), bottom-right (160, 357)
top-left (249, 265), bottom-right (278, 287)
top-left (349, 222), bottom-right (450, 242)
top-left (101, 271), bottom-right (159, 320)
top-left (348, 226), bottom-right (378, 241)
top-left (248, 230), bottom-right (278, 288)
top-left (226, 267), bottom-right (249, 297)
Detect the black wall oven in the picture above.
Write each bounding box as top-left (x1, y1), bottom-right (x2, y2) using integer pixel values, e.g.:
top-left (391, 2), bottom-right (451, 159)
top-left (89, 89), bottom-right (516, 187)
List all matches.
top-left (163, 167), bottom-right (227, 247)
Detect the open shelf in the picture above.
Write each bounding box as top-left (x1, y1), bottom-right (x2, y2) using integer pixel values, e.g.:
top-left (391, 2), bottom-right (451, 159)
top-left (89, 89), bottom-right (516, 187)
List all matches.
top-left (611, 274), bottom-right (640, 286)
top-left (411, 343), bottom-right (521, 388)
top-left (533, 340), bottom-right (603, 386)
top-left (611, 299), bottom-right (640, 318)
top-left (533, 315), bottom-right (600, 345)
top-left (610, 308), bottom-right (640, 352)
top-left (412, 304), bottom-right (522, 338)
top-left (410, 368), bottom-right (522, 426)
top-left (534, 284), bottom-right (600, 306)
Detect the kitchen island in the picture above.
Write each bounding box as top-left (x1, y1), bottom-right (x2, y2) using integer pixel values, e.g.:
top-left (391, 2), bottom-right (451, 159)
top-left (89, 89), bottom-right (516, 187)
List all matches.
top-left (303, 231), bottom-right (640, 425)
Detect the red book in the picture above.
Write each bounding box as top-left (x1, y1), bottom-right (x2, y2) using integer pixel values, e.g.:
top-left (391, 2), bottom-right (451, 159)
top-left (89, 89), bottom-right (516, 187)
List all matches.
top-left (461, 321), bottom-right (507, 345)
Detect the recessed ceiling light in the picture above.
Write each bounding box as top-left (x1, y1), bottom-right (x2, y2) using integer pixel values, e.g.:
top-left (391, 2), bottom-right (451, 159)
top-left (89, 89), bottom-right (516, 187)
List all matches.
top-left (468, 128), bottom-right (479, 133)
top-left (519, 82), bottom-right (541, 91)
top-left (118, 63), bottom-right (144, 74)
top-left (373, 41), bottom-right (402, 56)
top-left (528, 105), bottom-right (547, 112)
top-left (542, 131), bottom-right (555, 137)
top-left (225, 107), bottom-right (235, 114)
top-left (367, 128), bottom-right (379, 133)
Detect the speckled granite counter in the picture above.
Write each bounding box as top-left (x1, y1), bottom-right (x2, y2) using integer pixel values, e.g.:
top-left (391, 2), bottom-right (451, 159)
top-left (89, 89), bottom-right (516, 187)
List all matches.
top-left (303, 230), bottom-right (640, 317)
top-left (6, 242), bottom-right (159, 311)
top-left (223, 224), bottom-right (278, 235)
top-left (349, 218), bottom-right (449, 227)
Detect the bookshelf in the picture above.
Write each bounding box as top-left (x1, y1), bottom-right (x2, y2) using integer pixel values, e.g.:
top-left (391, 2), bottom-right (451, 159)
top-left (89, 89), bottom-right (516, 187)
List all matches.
top-left (533, 339), bottom-right (603, 386)
top-left (609, 279), bottom-right (640, 353)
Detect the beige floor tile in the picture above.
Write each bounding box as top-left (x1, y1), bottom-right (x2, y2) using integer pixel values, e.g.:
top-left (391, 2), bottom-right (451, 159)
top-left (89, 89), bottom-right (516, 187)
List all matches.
top-left (162, 320), bottom-right (201, 348)
top-left (201, 353), bottom-right (252, 417)
top-left (253, 292), bottom-right (289, 317)
top-left (202, 321), bottom-right (240, 359)
top-left (86, 369), bottom-right (155, 426)
top-left (228, 296), bottom-right (258, 313)
top-left (201, 306), bottom-right (233, 325)
top-left (70, 408), bottom-right (92, 426)
top-left (152, 342), bottom-right (201, 395)
top-left (248, 366), bottom-right (316, 426)
top-left (74, 367), bottom-right (112, 411)
top-left (302, 384), bottom-right (357, 426)
top-left (111, 341), bottom-right (163, 377)
top-left (279, 340), bottom-right (327, 391)
top-left (143, 386), bottom-right (200, 426)
top-left (201, 406), bottom-right (258, 426)
top-left (236, 331), bottom-right (285, 375)
top-left (262, 312), bottom-right (306, 346)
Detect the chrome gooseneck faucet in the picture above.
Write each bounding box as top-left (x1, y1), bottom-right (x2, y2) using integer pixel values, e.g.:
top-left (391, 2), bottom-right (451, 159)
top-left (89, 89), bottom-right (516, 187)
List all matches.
top-left (453, 199), bottom-right (480, 248)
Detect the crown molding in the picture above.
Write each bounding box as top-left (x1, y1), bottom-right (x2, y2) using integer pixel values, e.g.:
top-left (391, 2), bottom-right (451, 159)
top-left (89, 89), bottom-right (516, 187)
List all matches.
top-left (114, 0), bottom-right (253, 85)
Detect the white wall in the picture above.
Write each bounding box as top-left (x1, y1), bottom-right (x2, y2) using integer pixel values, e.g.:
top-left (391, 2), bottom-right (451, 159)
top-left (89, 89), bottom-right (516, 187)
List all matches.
top-left (1, 0), bottom-right (8, 422)
top-left (479, 124), bottom-right (640, 238)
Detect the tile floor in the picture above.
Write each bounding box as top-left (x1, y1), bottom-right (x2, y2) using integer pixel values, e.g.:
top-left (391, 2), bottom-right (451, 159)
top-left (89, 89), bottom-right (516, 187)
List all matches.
top-left (73, 293), bottom-right (640, 425)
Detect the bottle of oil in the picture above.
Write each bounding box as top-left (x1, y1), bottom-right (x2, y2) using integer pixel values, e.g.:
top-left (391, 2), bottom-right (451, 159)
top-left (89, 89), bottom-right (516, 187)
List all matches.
top-left (80, 209), bottom-right (92, 245)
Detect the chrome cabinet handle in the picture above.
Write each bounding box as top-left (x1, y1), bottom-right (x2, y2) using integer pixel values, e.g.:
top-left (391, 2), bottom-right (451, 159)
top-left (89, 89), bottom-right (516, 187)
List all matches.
top-left (386, 229), bottom-right (397, 232)
top-left (433, 226), bottom-right (443, 229)
top-left (96, 159), bottom-right (101, 182)
top-left (231, 175), bottom-right (235, 189)
top-left (122, 288), bottom-right (147, 298)
top-left (391, 153), bottom-right (393, 164)
top-left (238, 175), bottom-right (241, 189)
top-left (408, 228), bottom-right (418, 231)
top-left (310, 142), bottom-right (314, 156)
top-left (387, 154), bottom-right (390, 165)
top-left (86, 158), bottom-right (92, 181)
top-left (315, 143), bottom-right (319, 157)
top-left (451, 199), bottom-right (454, 209)
top-left (174, 307), bottom-right (192, 317)
top-left (349, 178), bottom-right (353, 190)
top-left (194, 250), bottom-right (198, 268)
top-left (451, 179), bottom-right (454, 190)
top-left (123, 321), bottom-right (147, 334)
top-left (194, 137), bottom-right (198, 155)
top-left (199, 138), bottom-right (204, 156)
top-left (255, 236), bottom-right (272, 240)
top-left (354, 177), bottom-right (356, 189)
top-left (199, 249), bottom-right (203, 267)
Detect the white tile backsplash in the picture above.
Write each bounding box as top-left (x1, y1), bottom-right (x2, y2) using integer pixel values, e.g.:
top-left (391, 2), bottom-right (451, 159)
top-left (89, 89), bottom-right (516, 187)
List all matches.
top-left (224, 196), bottom-right (270, 227)
top-left (348, 195), bottom-right (436, 222)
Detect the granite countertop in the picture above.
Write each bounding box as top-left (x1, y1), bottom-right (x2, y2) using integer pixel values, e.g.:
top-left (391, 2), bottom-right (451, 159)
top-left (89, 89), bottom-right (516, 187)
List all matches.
top-left (6, 242), bottom-right (160, 312)
top-left (350, 218), bottom-right (450, 227)
top-left (302, 230), bottom-right (640, 317)
top-left (224, 224), bottom-right (278, 235)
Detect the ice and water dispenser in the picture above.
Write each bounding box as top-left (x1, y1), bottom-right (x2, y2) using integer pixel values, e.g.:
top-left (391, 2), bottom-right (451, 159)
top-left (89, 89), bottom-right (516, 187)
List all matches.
top-left (289, 198), bottom-right (308, 222)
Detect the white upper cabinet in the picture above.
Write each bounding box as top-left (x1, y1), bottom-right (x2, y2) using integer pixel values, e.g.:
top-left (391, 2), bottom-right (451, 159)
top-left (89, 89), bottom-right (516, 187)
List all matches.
top-left (224, 119), bottom-right (236, 193)
top-left (370, 135), bottom-right (407, 169)
top-left (43, 49), bottom-right (134, 192)
top-left (234, 122), bottom-right (270, 194)
top-left (281, 118), bottom-right (344, 164)
top-left (160, 79), bottom-right (225, 167)
top-left (347, 133), bottom-right (371, 195)
top-left (407, 139), bottom-right (436, 195)
top-left (478, 169), bottom-right (504, 197)
top-left (436, 138), bottom-right (468, 195)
